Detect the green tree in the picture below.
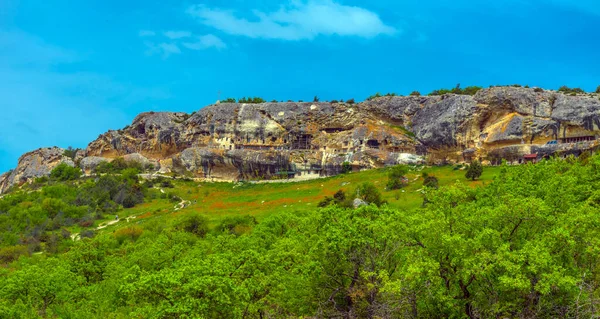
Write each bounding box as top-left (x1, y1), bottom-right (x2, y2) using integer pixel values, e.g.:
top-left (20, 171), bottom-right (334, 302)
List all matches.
top-left (387, 165), bottom-right (409, 190)
top-left (465, 160), bottom-right (483, 180)
top-left (409, 91), bottom-right (421, 96)
top-left (222, 97), bottom-right (236, 103)
top-left (356, 182), bottom-right (385, 207)
top-left (50, 163), bottom-right (81, 181)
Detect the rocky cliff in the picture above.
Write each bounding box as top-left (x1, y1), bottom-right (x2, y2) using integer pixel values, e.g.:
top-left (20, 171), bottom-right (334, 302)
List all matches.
top-left (2, 86), bottom-right (600, 193)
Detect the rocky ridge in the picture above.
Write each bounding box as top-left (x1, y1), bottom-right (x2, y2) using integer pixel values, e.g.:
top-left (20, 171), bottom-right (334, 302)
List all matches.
top-left (2, 87), bottom-right (600, 194)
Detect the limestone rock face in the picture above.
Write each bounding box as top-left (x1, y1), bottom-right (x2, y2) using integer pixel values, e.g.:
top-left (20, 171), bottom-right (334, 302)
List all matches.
top-left (0, 147), bottom-right (75, 193)
top-left (80, 156), bottom-right (109, 173)
top-left (3, 87), bottom-right (600, 193)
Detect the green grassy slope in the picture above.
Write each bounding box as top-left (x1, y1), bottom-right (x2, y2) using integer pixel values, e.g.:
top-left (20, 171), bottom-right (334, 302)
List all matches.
top-left (100, 165), bottom-right (504, 235)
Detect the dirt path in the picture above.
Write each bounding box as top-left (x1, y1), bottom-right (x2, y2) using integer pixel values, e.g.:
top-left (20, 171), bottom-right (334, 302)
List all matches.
top-left (70, 215), bottom-right (139, 241)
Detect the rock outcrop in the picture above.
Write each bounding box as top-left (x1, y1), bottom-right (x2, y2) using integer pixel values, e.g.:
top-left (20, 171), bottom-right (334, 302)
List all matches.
top-left (0, 147), bottom-right (74, 193)
top-left (2, 87), bottom-right (600, 194)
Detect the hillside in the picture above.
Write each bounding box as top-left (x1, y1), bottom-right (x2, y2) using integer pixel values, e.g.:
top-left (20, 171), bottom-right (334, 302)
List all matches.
top-left (1, 153), bottom-right (600, 317)
top-left (3, 86), bottom-right (600, 194)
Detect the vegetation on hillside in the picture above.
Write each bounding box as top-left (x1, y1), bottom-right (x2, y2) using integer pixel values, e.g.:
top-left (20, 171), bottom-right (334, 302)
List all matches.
top-left (429, 83), bottom-right (483, 96)
top-left (2, 155), bottom-right (600, 317)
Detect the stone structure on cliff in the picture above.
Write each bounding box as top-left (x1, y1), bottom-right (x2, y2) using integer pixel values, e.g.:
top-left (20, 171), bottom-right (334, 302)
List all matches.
top-left (2, 86), bottom-right (600, 194)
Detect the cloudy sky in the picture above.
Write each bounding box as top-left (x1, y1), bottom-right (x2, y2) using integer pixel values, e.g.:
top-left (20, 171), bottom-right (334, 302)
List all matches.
top-left (1, 0), bottom-right (599, 172)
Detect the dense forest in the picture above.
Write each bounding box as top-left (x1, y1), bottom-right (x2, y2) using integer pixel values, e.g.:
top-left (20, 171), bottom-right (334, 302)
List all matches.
top-left (1, 155), bottom-right (600, 318)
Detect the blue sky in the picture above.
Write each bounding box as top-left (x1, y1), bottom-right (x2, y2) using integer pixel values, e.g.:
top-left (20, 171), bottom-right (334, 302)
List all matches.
top-left (1, 0), bottom-right (600, 172)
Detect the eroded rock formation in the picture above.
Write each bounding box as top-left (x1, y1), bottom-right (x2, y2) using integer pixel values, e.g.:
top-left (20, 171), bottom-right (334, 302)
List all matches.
top-left (2, 86), bottom-right (600, 193)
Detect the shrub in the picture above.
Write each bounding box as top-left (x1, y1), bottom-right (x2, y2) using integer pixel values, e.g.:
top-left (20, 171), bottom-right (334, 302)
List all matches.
top-left (387, 165), bottom-right (409, 190)
top-left (558, 86), bottom-right (585, 94)
top-left (331, 100), bottom-right (339, 104)
top-left (596, 85), bottom-right (600, 94)
top-left (318, 197), bottom-right (334, 207)
top-left (216, 215), bottom-right (257, 236)
top-left (429, 85), bottom-right (482, 96)
top-left (410, 91), bottom-right (421, 96)
top-left (341, 161), bottom-right (352, 174)
top-left (238, 97), bottom-right (266, 104)
top-left (63, 146), bottom-right (79, 160)
top-left (313, 96), bottom-right (319, 102)
top-left (356, 182), bottom-right (385, 207)
top-left (50, 163), bottom-right (82, 181)
top-left (534, 87), bottom-right (544, 93)
top-left (222, 97), bottom-right (236, 103)
top-left (346, 98), bottom-right (355, 104)
top-left (80, 229), bottom-right (95, 239)
top-left (114, 226), bottom-right (143, 244)
top-left (465, 160), bottom-right (483, 181)
top-left (0, 245), bottom-right (28, 264)
top-left (422, 172), bottom-right (439, 189)
top-left (178, 214), bottom-right (209, 238)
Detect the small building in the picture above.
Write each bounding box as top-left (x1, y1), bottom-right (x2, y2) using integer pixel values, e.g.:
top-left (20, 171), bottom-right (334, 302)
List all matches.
top-left (523, 154), bottom-right (538, 164)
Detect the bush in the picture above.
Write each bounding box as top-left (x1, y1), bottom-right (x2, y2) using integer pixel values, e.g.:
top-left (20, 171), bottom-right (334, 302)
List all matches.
top-left (409, 91), bottom-right (421, 96)
top-left (429, 84), bottom-right (482, 96)
top-left (50, 163), bottom-right (82, 181)
top-left (534, 87), bottom-right (544, 93)
top-left (387, 165), bottom-right (409, 190)
top-left (422, 172), bottom-right (439, 189)
top-left (0, 245), bottom-right (28, 264)
top-left (341, 161), bottom-right (352, 174)
top-left (80, 229), bottom-right (95, 239)
top-left (313, 96), bottom-right (319, 102)
top-left (356, 183), bottom-right (385, 207)
top-left (558, 86), bottom-right (584, 94)
top-left (216, 215), bottom-right (257, 236)
top-left (465, 160), bottom-right (483, 181)
top-left (319, 190), bottom-right (352, 208)
top-left (238, 97), bottom-right (266, 104)
top-left (63, 146), bottom-right (79, 160)
top-left (114, 226), bottom-right (143, 244)
top-left (222, 97), bottom-right (236, 103)
top-left (331, 100), bottom-right (339, 104)
top-left (596, 86), bottom-right (600, 94)
top-left (346, 98), bottom-right (355, 104)
top-left (178, 214), bottom-right (209, 238)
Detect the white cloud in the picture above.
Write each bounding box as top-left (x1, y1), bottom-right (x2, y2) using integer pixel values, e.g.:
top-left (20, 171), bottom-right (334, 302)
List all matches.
top-left (186, 0), bottom-right (397, 40)
top-left (182, 34), bottom-right (226, 50)
top-left (163, 30), bottom-right (192, 39)
top-left (139, 30), bottom-right (156, 37)
top-left (144, 42), bottom-right (182, 58)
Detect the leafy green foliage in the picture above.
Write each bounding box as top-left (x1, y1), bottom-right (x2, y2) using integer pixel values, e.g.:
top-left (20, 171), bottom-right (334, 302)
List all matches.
top-left (238, 97), bottom-right (266, 104)
top-left (222, 97), bottom-right (236, 103)
top-left (422, 172), bottom-right (439, 189)
top-left (178, 214), bottom-right (209, 237)
top-left (346, 98), bottom-right (355, 104)
top-left (429, 83), bottom-right (483, 96)
top-left (465, 159), bottom-right (483, 180)
top-left (386, 165), bottom-right (409, 190)
top-left (62, 146), bottom-right (80, 160)
top-left (558, 85), bottom-right (585, 94)
top-left (50, 163), bottom-right (81, 181)
top-left (356, 182), bottom-right (385, 206)
top-left (596, 85), bottom-right (600, 94)
top-left (318, 190), bottom-right (352, 208)
top-left (341, 161), bottom-right (352, 174)
top-left (3, 156), bottom-right (600, 317)
top-left (409, 90), bottom-right (421, 96)
top-left (366, 92), bottom-right (397, 100)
